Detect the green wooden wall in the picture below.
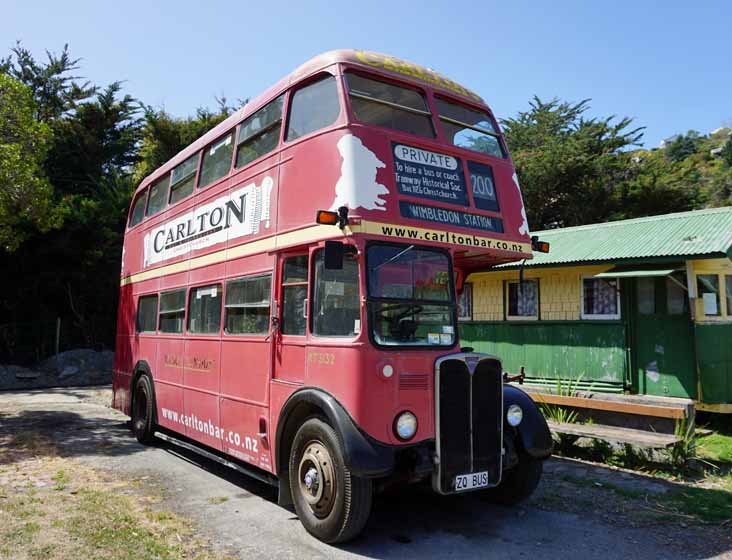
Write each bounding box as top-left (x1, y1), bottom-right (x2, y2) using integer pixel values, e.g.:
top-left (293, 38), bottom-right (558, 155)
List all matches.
top-left (696, 323), bottom-right (732, 404)
top-left (459, 321), bottom-right (628, 392)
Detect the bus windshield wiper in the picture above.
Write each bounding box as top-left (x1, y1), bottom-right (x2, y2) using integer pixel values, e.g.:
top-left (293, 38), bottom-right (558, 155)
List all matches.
top-left (374, 244), bottom-right (415, 271)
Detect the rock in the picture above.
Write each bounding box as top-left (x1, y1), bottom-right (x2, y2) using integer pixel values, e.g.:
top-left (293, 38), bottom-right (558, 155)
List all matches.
top-left (14, 368), bottom-right (41, 379)
top-left (59, 366), bottom-right (80, 379)
top-left (2, 348), bottom-right (114, 389)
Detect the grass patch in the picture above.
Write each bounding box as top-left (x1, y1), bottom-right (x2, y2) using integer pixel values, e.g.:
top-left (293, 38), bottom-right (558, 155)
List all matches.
top-left (207, 496), bottom-right (229, 505)
top-left (697, 433), bottom-right (732, 464)
top-left (0, 431), bottom-right (233, 560)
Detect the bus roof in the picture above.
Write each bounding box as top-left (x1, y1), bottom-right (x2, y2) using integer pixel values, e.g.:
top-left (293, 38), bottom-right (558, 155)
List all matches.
top-left (135, 50), bottom-right (486, 195)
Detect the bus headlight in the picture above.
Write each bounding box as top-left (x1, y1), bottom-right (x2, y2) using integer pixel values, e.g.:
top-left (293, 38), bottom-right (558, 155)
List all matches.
top-left (506, 404), bottom-right (523, 427)
top-left (394, 411), bottom-right (418, 441)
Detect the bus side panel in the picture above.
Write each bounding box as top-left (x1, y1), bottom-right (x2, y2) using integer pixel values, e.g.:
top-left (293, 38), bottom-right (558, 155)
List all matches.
top-left (183, 337), bottom-right (222, 451)
top-left (220, 400), bottom-right (273, 472)
top-left (113, 283), bottom-right (135, 413)
top-left (154, 337), bottom-right (185, 433)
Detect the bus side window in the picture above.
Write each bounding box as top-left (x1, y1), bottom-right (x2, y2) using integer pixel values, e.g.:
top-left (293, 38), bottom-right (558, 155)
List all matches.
top-left (146, 173), bottom-right (170, 217)
top-left (285, 76), bottom-right (340, 142)
top-left (159, 289), bottom-right (186, 333)
top-left (136, 294), bottom-right (158, 333)
top-left (312, 249), bottom-right (360, 337)
top-left (199, 132), bottom-right (235, 189)
top-left (236, 95), bottom-right (284, 168)
top-left (129, 188), bottom-right (148, 227)
top-left (281, 256), bottom-right (308, 335)
top-left (169, 153), bottom-right (199, 205)
top-left (224, 274), bottom-right (272, 335)
top-left (188, 284), bottom-right (223, 334)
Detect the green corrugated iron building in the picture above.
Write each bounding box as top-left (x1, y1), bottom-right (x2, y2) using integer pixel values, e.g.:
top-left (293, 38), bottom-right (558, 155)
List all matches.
top-left (458, 207), bottom-right (732, 412)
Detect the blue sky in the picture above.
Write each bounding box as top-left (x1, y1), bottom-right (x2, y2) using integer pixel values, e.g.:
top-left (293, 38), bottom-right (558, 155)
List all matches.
top-left (3, 0), bottom-right (731, 148)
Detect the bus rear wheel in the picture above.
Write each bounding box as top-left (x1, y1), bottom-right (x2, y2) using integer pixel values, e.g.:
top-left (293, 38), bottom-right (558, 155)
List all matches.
top-left (131, 375), bottom-right (156, 445)
top-left (289, 418), bottom-right (372, 543)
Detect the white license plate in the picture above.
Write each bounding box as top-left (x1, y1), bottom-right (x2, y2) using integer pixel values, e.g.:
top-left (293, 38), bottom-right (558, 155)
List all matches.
top-left (454, 471), bottom-right (489, 492)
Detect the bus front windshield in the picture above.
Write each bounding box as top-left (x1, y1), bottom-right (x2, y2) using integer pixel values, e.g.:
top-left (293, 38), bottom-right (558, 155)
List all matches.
top-left (367, 244), bottom-right (456, 347)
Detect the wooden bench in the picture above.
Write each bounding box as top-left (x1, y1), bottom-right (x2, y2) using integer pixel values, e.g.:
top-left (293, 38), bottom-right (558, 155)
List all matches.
top-left (523, 389), bottom-right (695, 451)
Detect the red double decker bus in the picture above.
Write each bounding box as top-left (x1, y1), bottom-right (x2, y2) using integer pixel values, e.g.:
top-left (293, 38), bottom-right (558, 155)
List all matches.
top-left (113, 50), bottom-right (552, 543)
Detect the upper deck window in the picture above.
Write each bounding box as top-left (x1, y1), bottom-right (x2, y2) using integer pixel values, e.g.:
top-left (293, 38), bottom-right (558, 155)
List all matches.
top-left (285, 76), bottom-right (340, 141)
top-left (236, 94), bottom-right (284, 168)
top-left (146, 174), bottom-right (170, 217)
top-left (129, 189), bottom-right (148, 227)
top-left (346, 73), bottom-right (434, 138)
top-left (435, 97), bottom-right (505, 158)
top-left (169, 153), bottom-right (199, 204)
top-left (199, 132), bottom-right (234, 189)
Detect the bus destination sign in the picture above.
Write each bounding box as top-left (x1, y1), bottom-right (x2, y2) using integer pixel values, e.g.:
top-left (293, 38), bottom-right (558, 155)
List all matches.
top-left (392, 143), bottom-right (468, 206)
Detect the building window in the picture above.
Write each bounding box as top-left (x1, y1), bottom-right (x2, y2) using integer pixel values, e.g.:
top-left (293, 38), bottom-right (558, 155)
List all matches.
top-left (727, 276), bottom-right (732, 317)
top-left (582, 277), bottom-right (620, 320)
top-left (506, 280), bottom-right (538, 320)
top-left (697, 274), bottom-right (720, 316)
top-left (637, 277), bottom-right (656, 315)
top-left (224, 275), bottom-right (271, 335)
top-left (199, 132), bottom-right (234, 189)
top-left (136, 295), bottom-right (158, 333)
top-left (159, 289), bottom-right (186, 333)
top-left (312, 249), bottom-right (360, 336)
top-left (667, 275), bottom-right (688, 315)
top-left (285, 76), bottom-right (340, 142)
top-left (458, 283), bottom-right (473, 321)
top-left (188, 284), bottom-right (223, 334)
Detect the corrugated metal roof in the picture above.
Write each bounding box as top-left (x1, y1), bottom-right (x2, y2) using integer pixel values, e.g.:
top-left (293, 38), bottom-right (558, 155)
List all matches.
top-left (495, 207), bottom-right (732, 269)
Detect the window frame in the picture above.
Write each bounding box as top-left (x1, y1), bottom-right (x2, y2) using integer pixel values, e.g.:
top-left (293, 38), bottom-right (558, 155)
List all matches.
top-left (284, 73), bottom-right (342, 143)
top-left (187, 283), bottom-right (223, 336)
top-left (198, 130), bottom-right (236, 190)
top-left (435, 94), bottom-right (507, 159)
top-left (235, 94), bottom-right (285, 169)
top-left (168, 152), bottom-right (201, 205)
top-left (581, 276), bottom-right (621, 321)
top-left (136, 294), bottom-right (159, 333)
top-left (280, 254), bottom-right (310, 336)
top-left (458, 283), bottom-right (473, 322)
top-left (310, 247), bottom-right (362, 338)
top-left (128, 188), bottom-right (149, 228)
top-left (344, 70), bottom-right (436, 139)
top-left (223, 273), bottom-right (272, 336)
top-left (158, 288), bottom-right (187, 334)
top-left (505, 279), bottom-right (540, 321)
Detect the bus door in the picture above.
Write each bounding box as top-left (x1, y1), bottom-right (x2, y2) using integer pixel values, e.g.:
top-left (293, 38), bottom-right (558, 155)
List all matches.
top-left (183, 282), bottom-right (224, 451)
top-left (219, 271), bottom-right (275, 470)
top-left (273, 253), bottom-right (309, 383)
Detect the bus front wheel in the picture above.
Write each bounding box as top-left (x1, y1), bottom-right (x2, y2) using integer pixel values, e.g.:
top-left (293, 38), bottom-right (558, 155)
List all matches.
top-left (289, 418), bottom-right (372, 543)
top-left (131, 375), bottom-right (156, 445)
top-left (482, 451), bottom-right (543, 506)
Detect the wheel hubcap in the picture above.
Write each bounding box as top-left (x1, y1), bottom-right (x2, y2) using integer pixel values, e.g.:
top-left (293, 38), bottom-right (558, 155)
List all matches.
top-left (298, 440), bottom-right (335, 518)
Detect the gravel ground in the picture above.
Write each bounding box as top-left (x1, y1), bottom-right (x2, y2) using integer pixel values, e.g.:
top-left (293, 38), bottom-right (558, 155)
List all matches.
top-left (1, 386), bottom-right (730, 559)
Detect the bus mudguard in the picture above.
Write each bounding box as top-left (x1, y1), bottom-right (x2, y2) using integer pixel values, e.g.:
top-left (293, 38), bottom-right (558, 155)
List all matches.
top-left (503, 385), bottom-right (553, 459)
top-left (275, 388), bottom-right (396, 479)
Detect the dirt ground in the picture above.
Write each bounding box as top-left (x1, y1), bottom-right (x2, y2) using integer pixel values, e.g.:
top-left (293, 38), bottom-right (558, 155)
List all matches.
top-left (1, 386), bottom-right (731, 559)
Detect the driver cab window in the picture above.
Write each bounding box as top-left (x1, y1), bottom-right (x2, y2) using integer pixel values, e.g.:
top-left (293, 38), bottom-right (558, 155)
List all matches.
top-left (312, 248), bottom-right (360, 337)
top-left (281, 255), bottom-right (308, 335)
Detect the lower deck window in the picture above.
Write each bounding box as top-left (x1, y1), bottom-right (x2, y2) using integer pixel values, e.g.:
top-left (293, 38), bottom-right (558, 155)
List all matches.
top-left (188, 284), bottom-right (222, 334)
top-left (582, 278), bottom-right (620, 319)
top-left (225, 275), bottom-right (271, 335)
top-left (158, 289), bottom-right (186, 333)
top-left (506, 280), bottom-right (538, 319)
top-left (136, 295), bottom-right (158, 333)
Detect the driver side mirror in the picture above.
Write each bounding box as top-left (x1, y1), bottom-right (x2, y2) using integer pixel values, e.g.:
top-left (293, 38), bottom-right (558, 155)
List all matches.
top-left (324, 240), bottom-right (344, 270)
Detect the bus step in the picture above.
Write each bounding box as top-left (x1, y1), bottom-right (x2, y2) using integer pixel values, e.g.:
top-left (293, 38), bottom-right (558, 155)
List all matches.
top-left (154, 431), bottom-right (278, 487)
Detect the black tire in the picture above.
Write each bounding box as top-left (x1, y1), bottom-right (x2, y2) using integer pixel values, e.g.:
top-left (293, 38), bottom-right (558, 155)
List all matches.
top-left (483, 452), bottom-right (543, 506)
top-left (289, 418), bottom-right (372, 543)
top-left (131, 374), bottom-right (156, 445)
